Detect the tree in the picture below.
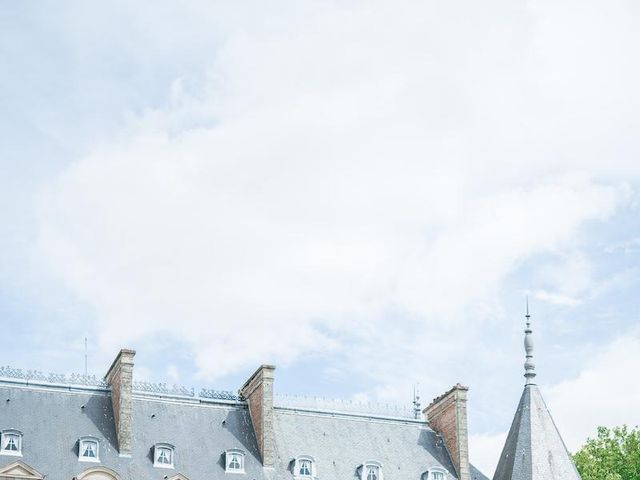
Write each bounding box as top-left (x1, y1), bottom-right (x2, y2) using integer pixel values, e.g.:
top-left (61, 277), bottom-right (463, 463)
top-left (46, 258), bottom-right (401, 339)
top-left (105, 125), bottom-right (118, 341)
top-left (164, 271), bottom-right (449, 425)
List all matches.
top-left (574, 425), bottom-right (640, 480)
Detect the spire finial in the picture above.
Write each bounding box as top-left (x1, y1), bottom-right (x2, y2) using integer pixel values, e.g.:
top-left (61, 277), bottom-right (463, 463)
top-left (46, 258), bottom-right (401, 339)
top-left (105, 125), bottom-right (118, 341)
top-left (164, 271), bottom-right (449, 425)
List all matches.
top-left (413, 383), bottom-right (421, 419)
top-left (524, 297), bottom-right (536, 385)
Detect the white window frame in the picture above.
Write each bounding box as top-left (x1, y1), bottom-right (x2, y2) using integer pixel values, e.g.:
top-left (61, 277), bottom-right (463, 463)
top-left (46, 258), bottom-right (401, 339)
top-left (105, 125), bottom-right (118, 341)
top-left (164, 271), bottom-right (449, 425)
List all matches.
top-left (153, 443), bottom-right (175, 469)
top-left (360, 461), bottom-right (383, 480)
top-left (293, 455), bottom-right (317, 478)
top-left (225, 449), bottom-right (245, 474)
top-left (426, 468), bottom-right (447, 480)
top-left (0, 429), bottom-right (23, 457)
top-left (78, 436), bottom-right (100, 462)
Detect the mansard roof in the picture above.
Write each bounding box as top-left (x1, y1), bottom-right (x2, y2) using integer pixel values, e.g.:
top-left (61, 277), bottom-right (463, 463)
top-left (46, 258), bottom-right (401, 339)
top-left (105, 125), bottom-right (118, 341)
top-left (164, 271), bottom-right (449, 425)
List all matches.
top-left (273, 406), bottom-right (456, 479)
top-left (0, 375), bottom-right (487, 480)
top-left (492, 384), bottom-right (581, 480)
top-left (0, 381), bottom-right (263, 480)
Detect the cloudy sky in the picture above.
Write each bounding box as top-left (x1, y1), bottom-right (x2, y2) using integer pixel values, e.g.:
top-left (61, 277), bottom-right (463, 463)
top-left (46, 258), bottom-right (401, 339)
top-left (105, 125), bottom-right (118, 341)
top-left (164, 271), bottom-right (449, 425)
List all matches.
top-left (1, 0), bottom-right (639, 474)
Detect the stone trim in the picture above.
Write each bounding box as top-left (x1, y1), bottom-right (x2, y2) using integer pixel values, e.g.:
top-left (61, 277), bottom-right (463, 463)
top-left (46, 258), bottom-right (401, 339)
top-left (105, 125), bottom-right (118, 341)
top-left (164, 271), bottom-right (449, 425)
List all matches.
top-left (0, 460), bottom-right (44, 479)
top-left (76, 466), bottom-right (121, 480)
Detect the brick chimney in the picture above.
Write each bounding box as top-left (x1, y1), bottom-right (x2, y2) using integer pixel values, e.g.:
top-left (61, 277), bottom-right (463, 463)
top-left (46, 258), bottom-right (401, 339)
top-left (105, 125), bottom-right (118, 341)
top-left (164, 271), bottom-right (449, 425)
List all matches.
top-left (424, 384), bottom-right (470, 480)
top-left (104, 349), bottom-right (135, 456)
top-left (239, 365), bottom-right (275, 468)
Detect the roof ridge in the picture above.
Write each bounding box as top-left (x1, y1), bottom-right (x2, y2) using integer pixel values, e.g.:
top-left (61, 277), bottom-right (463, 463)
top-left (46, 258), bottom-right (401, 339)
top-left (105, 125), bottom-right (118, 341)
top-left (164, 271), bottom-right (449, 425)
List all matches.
top-left (274, 392), bottom-right (415, 419)
top-left (0, 365), bottom-right (239, 401)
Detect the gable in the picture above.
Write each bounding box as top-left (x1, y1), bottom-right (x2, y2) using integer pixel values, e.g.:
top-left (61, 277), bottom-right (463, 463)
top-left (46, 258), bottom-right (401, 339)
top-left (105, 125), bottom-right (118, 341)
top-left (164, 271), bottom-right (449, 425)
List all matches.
top-left (167, 474), bottom-right (190, 480)
top-left (77, 466), bottom-right (121, 480)
top-left (0, 461), bottom-right (45, 479)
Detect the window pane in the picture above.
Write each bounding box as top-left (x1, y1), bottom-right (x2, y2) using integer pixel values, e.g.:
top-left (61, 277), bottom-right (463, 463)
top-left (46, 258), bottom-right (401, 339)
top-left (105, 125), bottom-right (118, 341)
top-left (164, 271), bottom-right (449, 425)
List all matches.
top-left (367, 466), bottom-right (379, 480)
top-left (158, 448), bottom-right (172, 464)
top-left (300, 460), bottom-right (311, 475)
top-left (229, 453), bottom-right (241, 469)
top-left (82, 442), bottom-right (97, 457)
top-left (5, 436), bottom-right (18, 451)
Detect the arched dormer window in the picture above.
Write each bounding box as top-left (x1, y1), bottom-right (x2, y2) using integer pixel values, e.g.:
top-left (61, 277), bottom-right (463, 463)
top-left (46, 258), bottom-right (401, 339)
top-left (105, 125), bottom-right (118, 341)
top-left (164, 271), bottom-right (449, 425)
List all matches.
top-left (293, 455), bottom-right (317, 478)
top-left (0, 430), bottom-right (23, 456)
top-left (77, 466), bottom-right (120, 480)
top-left (225, 449), bottom-right (245, 473)
top-left (78, 436), bottom-right (100, 462)
top-left (153, 443), bottom-right (175, 468)
top-left (424, 468), bottom-right (447, 480)
top-left (360, 461), bottom-right (383, 480)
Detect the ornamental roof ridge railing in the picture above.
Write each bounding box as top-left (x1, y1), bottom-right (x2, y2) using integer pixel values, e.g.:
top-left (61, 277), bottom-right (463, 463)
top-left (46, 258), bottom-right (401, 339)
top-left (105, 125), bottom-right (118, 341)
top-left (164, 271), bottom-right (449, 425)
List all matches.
top-left (133, 381), bottom-right (240, 401)
top-left (1, 366), bottom-right (413, 412)
top-left (0, 365), bottom-right (240, 401)
top-left (0, 365), bottom-right (109, 388)
top-left (274, 392), bottom-right (416, 419)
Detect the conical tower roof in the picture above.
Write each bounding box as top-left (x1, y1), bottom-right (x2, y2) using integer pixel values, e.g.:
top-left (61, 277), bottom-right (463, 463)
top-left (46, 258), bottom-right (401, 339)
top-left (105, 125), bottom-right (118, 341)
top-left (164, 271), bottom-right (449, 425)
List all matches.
top-left (493, 304), bottom-right (581, 480)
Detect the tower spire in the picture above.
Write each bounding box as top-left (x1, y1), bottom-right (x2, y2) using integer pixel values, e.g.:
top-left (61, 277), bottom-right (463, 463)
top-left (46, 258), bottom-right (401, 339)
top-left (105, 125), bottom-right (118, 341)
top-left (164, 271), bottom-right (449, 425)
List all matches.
top-left (524, 297), bottom-right (536, 385)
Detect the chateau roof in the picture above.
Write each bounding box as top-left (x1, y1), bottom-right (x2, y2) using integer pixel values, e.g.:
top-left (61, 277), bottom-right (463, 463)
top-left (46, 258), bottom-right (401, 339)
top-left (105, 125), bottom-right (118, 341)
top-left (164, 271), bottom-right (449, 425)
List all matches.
top-left (273, 406), bottom-right (457, 479)
top-left (0, 374), bottom-right (488, 480)
top-left (0, 381), bottom-right (262, 480)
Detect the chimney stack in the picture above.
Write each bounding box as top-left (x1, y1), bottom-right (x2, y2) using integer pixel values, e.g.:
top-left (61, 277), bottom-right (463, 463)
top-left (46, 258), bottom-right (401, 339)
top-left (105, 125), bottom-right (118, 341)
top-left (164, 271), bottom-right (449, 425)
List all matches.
top-left (424, 384), bottom-right (470, 480)
top-left (105, 349), bottom-right (136, 456)
top-left (239, 365), bottom-right (275, 468)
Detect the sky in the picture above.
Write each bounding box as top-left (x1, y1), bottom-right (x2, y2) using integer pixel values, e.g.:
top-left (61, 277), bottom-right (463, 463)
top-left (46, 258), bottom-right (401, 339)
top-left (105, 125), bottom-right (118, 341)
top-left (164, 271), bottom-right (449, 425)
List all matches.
top-left (1, 0), bottom-right (639, 475)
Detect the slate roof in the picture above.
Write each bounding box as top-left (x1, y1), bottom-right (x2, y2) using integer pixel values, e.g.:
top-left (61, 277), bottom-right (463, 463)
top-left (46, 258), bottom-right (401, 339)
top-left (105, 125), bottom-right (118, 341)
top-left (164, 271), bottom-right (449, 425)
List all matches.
top-left (0, 381), bottom-right (263, 480)
top-left (0, 377), bottom-right (488, 480)
top-left (492, 385), bottom-right (581, 480)
top-left (272, 407), bottom-right (456, 479)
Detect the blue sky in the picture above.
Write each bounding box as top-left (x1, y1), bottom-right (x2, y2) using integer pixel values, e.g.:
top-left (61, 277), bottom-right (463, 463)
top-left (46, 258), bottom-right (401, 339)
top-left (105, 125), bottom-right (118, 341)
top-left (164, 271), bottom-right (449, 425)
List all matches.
top-left (1, 0), bottom-right (639, 474)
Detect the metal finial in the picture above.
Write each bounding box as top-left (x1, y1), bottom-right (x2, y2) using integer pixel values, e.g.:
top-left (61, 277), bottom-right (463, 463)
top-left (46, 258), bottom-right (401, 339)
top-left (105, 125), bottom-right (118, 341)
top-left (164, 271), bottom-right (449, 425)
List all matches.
top-left (413, 383), bottom-right (421, 419)
top-left (524, 299), bottom-right (536, 385)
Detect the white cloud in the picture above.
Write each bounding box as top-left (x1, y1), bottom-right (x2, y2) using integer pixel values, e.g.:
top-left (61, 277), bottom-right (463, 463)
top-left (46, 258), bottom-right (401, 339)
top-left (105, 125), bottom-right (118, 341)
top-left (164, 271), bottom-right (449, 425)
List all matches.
top-left (546, 331), bottom-right (640, 452)
top-left (35, 138), bottom-right (624, 381)
top-left (469, 432), bottom-right (507, 478)
top-left (167, 364), bottom-right (180, 383)
top-left (534, 290), bottom-right (580, 306)
top-left (33, 0), bottom-right (638, 382)
top-left (533, 252), bottom-right (593, 305)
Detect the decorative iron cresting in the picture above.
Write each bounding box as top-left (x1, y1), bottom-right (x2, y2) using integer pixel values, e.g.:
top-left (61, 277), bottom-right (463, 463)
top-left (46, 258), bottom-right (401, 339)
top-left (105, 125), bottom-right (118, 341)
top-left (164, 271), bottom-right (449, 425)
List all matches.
top-left (132, 381), bottom-right (195, 397)
top-left (0, 366), bottom-right (108, 388)
top-left (199, 388), bottom-right (241, 401)
top-left (275, 393), bottom-right (415, 418)
top-left (0, 365), bottom-right (240, 401)
top-left (1, 367), bottom-right (411, 411)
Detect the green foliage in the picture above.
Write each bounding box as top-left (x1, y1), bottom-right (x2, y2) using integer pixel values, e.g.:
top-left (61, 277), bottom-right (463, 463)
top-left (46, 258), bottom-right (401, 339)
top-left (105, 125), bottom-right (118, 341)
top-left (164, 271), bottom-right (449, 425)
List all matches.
top-left (574, 426), bottom-right (640, 480)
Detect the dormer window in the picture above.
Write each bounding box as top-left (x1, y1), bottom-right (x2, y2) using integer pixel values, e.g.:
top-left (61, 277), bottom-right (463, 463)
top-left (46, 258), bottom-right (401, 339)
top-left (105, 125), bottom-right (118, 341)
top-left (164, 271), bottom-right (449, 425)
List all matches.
top-left (299, 460), bottom-right (312, 476)
top-left (293, 455), bottom-right (316, 478)
top-left (426, 468), bottom-right (447, 480)
top-left (0, 430), bottom-right (22, 456)
top-left (154, 443), bottom-right (175, 468)
top-left (225, 449), bottom-right (245, 473)
top-left (79, 436), bottom-right (100, 462)
top-left (361, 461), bottom-right (383, 480)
